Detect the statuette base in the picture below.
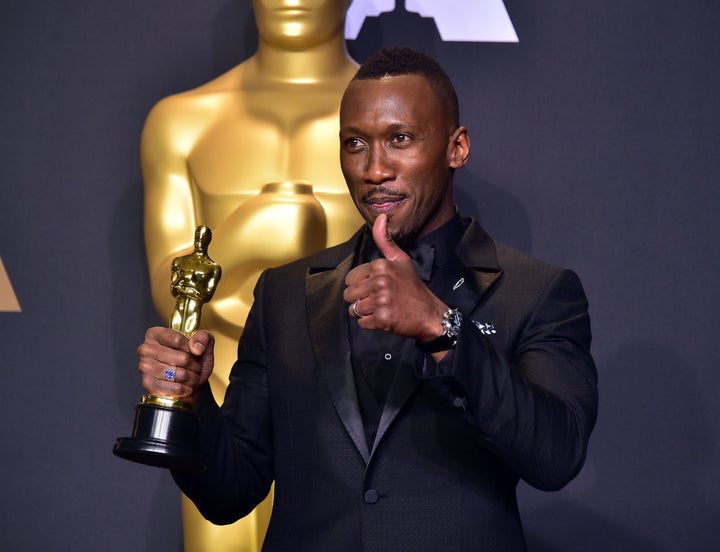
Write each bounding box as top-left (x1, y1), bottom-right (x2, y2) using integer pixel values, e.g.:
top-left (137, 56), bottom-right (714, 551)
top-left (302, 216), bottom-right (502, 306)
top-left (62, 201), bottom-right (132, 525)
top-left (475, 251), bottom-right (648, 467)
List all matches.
top-left (113, 400), bottom-right (204, 471)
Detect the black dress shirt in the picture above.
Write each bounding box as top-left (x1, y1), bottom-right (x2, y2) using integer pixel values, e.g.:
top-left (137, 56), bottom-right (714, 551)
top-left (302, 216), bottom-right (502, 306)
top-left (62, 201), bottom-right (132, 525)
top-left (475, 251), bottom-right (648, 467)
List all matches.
top-left (349, 213), bottom-right (466, 447)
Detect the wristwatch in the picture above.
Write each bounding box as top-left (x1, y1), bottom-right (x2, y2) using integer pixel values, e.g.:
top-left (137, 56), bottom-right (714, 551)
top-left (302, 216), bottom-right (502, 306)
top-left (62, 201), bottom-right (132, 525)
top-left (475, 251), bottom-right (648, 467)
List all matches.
top-left (420, 307), bottom-right (463, 353)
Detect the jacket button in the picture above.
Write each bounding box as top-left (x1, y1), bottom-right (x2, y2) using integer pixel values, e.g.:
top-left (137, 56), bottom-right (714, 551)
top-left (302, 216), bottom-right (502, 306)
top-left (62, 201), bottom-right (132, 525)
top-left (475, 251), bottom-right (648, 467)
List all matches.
top-left (364, 489), bottom-right (379, 504)
top-left (452, 396), bottom-right (467, 411)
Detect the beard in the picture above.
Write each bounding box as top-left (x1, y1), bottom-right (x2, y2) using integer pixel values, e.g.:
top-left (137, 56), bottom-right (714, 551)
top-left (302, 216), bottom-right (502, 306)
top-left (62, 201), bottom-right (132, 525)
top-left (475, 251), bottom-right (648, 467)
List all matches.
top-left (384, 213), bottom-right (422, 250)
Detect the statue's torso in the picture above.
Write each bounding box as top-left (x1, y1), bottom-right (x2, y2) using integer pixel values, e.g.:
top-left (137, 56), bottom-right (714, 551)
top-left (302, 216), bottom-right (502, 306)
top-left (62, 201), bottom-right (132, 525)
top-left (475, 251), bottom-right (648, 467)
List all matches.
top-left (172, 83), bottom-right (362, 245)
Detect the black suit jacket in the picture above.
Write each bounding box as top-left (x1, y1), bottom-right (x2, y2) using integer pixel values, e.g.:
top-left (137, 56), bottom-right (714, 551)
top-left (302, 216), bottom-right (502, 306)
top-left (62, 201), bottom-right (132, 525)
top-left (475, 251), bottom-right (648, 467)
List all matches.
top-left (174, 218), bottom-right (598, 551)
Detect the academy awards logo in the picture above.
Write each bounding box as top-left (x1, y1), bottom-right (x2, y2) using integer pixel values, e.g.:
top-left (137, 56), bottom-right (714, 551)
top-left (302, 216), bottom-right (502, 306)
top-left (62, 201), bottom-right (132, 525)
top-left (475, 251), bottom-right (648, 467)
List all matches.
top-left (0, 257), bottom-right (21, 312)
top-left (346, 0), bottom-right (518, 43)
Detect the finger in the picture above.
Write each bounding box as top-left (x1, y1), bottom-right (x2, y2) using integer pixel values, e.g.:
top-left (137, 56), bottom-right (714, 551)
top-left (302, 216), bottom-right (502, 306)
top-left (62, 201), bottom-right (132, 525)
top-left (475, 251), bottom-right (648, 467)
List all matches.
top-left (344, 262), bottom-right (371, 287)
top-left (157, 365), bottom-right (196, 386)
top-left (348, 297), bottom-right (371, 320)
top-left (142, 355), bottom-right (203, 394)
top-left (138, 331), bottom-right (201, 388)
top-left (147, 326), bottom-right (192, 353)
top-left (372, 214), bottom-right (410, 262)
top-left (343, 270), bottom-right (374, 302)
top-left (189, 330), bottom-right (215, 385)
top-left (141, 370), bottom-right (194, 400)
top-left (189, 330), bottom-right (212, 356)
top-left (138, 341), bottom-right (193, 373)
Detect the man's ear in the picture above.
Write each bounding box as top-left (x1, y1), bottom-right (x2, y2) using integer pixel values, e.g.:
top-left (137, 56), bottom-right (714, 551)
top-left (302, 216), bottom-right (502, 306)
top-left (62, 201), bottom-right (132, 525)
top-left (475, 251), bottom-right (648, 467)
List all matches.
top-left (448, 126), bottom-right (471, 169)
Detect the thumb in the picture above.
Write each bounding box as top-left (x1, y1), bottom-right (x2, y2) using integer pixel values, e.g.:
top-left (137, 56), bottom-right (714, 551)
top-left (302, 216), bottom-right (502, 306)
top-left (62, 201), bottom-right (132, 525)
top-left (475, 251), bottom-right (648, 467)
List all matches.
top-left (190, 330), bottom-right (215, 383)
top-left (372, 214), bottom-right (409, 262)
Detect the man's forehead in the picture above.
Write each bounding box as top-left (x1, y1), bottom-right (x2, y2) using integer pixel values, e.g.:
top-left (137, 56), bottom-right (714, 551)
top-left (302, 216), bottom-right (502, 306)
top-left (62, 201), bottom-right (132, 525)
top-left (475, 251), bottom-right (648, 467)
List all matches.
top-left (341, 75), bottom-right (437, 120)
top-left (344, 73), bottom-right (431, 96)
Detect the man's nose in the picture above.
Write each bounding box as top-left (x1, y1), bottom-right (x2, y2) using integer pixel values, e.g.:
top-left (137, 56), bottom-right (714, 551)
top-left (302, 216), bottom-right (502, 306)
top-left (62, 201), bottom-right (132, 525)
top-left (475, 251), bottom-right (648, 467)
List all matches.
top-left (363, 144), bottom-right (394, 183)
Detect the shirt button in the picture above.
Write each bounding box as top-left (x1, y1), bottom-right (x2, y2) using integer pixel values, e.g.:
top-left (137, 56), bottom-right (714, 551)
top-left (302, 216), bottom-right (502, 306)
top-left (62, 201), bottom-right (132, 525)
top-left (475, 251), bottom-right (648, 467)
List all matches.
top-left (452, 396), bottom-right (467, 411)
top-left (364, 489), bottom-right (379, 504)
top-left (384, 353), bottom-right (392, 361)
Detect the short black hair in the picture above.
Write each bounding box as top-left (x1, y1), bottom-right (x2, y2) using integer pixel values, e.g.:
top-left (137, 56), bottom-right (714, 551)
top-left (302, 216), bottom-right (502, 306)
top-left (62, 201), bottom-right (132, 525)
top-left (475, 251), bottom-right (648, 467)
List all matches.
top-left (353, 46), bottom-right (459, 125)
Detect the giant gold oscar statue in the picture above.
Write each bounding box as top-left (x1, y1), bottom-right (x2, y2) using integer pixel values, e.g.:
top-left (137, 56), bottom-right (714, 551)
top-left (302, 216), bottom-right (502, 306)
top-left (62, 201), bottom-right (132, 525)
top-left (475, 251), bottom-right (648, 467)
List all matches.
top-left (140, 1), bottom-right (361, 551)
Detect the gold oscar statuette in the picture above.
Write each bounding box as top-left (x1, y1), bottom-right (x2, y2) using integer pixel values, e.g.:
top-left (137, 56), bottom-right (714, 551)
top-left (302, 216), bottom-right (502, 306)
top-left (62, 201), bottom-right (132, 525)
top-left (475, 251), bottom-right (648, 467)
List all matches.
top-left (114, 225), bottom-right (222, 471)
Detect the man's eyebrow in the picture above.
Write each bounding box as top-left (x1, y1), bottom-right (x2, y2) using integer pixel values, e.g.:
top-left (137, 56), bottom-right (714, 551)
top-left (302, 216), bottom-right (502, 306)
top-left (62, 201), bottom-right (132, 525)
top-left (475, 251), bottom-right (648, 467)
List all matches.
top-left (340, 122), bottom-right (417, 135)
top-left (385, 122), bottom-right (413, 132)
top-left (339, 125), bottom-right (363, 135)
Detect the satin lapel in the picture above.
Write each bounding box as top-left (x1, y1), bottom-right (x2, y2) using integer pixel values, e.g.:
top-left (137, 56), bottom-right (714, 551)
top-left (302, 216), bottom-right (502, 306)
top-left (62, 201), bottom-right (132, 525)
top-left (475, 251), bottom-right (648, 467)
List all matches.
top-left (305, 245), bottom-right (371, 464)
top-left (450, 219), bottom-right (503, 315)
top-left (447, 267), bottom-right (502, 319)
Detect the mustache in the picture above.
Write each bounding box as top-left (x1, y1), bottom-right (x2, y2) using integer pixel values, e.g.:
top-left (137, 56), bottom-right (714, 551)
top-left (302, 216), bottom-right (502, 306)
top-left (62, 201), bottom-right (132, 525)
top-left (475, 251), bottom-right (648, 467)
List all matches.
top-left (361, 186), bottom-right (406, 202)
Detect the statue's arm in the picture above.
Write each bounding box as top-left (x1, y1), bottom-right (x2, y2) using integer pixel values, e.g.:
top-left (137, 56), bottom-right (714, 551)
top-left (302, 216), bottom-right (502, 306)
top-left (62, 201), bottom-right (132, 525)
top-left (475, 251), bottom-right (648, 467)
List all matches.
top-left (141, 96), bottom-right (199, 320)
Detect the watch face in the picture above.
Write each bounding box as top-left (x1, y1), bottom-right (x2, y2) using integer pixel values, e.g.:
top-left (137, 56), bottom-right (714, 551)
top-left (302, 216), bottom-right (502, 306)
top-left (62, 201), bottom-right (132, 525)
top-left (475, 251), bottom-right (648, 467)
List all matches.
top-left (422, 308), bottom-right (462, 353)
top-left (444, 308), bottom-right (463, 337)
top-left (448, 311), bottom-right (462, 332)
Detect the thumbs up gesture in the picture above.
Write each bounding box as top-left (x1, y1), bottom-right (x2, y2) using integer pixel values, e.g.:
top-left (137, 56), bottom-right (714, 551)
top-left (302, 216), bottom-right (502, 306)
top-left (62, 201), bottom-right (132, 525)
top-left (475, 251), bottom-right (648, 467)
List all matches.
top-left (343, 214), bottom-right (448, 342)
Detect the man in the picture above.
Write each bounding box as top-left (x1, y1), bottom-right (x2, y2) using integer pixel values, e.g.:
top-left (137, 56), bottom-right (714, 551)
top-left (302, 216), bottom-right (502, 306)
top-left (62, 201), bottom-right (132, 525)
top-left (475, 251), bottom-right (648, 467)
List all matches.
top-left (138, 46), bottom-right (598, 551)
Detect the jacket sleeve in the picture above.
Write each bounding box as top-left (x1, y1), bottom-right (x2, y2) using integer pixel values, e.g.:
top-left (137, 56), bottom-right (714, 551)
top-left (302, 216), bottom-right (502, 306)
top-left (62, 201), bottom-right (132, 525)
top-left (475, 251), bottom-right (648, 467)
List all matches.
top-left (418, 268), bottom-right (598, 491)
top-left (171, 271), bottom-right (275, 525)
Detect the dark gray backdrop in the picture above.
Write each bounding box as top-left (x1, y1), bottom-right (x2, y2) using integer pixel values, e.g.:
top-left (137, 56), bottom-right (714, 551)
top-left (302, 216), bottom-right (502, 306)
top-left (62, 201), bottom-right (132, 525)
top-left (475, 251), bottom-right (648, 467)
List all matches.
top-left (1, 1), bottom-right (718, 550)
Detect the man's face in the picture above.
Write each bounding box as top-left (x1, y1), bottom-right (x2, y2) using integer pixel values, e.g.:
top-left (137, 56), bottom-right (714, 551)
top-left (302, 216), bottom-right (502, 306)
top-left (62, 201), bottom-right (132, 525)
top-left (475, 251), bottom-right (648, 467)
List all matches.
top-left (253, 0), bottom-right (351, 47)
top-left (339, 74), bottom-right (468, 248)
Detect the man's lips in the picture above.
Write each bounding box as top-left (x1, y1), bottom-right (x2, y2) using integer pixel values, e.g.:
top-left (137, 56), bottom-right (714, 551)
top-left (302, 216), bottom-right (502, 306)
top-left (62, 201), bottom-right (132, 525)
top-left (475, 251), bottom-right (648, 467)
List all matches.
top-left (363, 187), bottom-right (407, 212)
top-left (364, 196), bottom-right (406, 213)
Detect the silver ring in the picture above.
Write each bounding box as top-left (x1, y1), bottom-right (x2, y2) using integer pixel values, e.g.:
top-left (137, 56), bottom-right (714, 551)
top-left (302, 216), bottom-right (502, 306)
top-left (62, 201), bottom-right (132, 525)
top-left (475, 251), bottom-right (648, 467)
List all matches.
top-left (164, 368), bottom-right (177, 382)
top-left (352, 299), bottom-right (364, 319)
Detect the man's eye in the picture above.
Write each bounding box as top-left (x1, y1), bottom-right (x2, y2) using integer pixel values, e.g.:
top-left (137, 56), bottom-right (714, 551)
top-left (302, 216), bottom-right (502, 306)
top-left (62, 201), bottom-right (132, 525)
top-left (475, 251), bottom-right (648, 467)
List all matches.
top-left (344, 138), bottom-right (364, 149)
top-left (393, 133), bottom-right (411, 144)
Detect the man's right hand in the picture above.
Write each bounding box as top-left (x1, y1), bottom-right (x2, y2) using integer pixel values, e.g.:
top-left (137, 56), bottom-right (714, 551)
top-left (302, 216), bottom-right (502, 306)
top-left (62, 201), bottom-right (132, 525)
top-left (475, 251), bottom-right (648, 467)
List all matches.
top-left (137, 327), bottom-right (215, 405)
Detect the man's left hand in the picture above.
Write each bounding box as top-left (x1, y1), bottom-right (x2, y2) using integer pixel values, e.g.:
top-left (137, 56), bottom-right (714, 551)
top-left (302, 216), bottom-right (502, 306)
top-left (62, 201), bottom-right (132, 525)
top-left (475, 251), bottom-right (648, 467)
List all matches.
top-left (343, 214), bottom-right (448, 342)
